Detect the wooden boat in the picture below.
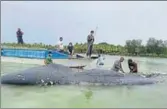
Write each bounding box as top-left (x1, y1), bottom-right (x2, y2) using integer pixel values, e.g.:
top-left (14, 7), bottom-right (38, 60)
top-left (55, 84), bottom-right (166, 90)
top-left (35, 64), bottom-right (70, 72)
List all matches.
top-left (1, 48), bottom-right (98, 60)
top-left (1, 48), bottom-right (69, 59)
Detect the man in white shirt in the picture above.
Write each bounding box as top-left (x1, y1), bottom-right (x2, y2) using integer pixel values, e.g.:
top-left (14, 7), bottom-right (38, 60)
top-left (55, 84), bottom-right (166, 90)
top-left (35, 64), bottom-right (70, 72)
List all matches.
top-left (57, 37), bottom-right (64, 52)
top-left (96, 54), bottom-right (105, 66)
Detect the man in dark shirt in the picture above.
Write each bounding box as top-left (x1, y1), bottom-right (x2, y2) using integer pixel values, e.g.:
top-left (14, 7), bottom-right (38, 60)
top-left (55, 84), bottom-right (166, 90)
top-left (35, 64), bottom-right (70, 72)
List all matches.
top-left (16, 28), bottom-right (24, 44)
top-left (86, 30), bottom-right (95, 58)
top-left (67, 42), bottom-right (74, 57)
top-left (128, 59), bottom-right (138, 73)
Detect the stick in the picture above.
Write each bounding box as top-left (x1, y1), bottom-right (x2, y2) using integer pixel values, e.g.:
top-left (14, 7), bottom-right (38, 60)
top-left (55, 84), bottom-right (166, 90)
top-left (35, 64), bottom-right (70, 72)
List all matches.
top-left (69, 65), bottom-right (86, 69)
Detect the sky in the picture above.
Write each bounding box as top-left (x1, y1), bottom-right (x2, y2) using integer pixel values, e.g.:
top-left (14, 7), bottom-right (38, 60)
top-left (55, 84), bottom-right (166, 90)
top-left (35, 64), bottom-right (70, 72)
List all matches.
top-left (1, 1), bottom-right (167, 45)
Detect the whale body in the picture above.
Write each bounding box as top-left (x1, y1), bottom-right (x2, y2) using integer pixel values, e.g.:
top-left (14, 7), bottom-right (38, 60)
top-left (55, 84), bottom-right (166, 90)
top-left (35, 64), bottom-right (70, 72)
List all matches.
top-left (1, 64), bottom-right (166, 86)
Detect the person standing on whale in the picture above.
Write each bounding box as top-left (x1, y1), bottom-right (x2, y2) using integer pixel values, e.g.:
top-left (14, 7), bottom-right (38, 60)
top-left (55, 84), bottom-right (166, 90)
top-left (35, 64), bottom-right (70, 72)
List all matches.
top-left (86, 30), bottom-right (95, 58)
top-left (112, 57), bottom-right (125, 73)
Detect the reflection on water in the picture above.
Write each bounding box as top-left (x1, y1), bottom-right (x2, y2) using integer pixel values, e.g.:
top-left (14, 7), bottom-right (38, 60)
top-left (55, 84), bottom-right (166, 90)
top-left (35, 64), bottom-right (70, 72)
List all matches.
top-left (1, 56), bottom-right (167, 108)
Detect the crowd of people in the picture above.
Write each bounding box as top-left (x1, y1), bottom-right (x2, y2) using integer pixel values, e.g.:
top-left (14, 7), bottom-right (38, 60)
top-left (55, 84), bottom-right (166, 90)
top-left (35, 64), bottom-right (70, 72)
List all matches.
top-left (16, 28), bottom-right (95, 58)
top-left (45, 51), bottom-right (138, 73)
top-left (16, 28), bottom-right (138, 74)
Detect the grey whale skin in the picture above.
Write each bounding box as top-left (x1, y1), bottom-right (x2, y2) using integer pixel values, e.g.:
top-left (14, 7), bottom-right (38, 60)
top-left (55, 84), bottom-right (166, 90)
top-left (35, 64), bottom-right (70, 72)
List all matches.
top-left (1, 64), bottom-right (163, 86)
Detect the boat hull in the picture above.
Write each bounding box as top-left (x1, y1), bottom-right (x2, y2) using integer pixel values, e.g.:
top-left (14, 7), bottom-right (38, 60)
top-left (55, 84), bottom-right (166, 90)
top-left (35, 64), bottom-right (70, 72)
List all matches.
top-left (1, 48), bottom-right (69, 59)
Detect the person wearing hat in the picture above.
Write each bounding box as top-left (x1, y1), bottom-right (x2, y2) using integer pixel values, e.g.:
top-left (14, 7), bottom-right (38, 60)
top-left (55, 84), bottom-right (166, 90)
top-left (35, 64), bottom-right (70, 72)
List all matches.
top-left (86, 30), bottom-right (95, 58)
top-left (128, 59), bottom-right (138, 73)
top-left (44, 51), bottom-right (53, 65)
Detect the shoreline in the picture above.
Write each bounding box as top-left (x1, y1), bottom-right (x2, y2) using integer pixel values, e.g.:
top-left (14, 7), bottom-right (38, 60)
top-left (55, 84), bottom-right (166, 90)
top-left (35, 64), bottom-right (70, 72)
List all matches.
top-left (1, 45), bottom-right (167, 59)
top-left (1, 56), bottom-right (90, 66)
top-left (110, 54), bottom-right (167, 59)
top-left (1, 45), bottom-right (166, 58)
top-left (1, 56), bottom-right (44, 65)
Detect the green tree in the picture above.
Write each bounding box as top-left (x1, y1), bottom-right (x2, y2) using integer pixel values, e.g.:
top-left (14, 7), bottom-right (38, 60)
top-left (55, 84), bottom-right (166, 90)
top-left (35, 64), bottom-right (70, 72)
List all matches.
top-left (146, 38), bottom-right (166, 56)
top-left (125, 39), bottom-right (142, 55)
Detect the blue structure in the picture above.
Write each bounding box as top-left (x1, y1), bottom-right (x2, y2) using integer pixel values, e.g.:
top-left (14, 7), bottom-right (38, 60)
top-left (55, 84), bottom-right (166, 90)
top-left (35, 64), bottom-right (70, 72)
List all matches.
top-left (1, 48), bottom-right (69, 59)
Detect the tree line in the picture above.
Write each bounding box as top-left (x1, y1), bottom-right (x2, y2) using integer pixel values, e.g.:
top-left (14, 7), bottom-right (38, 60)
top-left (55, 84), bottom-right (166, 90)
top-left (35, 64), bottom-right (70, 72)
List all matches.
top-left (1, 37), bottom-right (167, 57)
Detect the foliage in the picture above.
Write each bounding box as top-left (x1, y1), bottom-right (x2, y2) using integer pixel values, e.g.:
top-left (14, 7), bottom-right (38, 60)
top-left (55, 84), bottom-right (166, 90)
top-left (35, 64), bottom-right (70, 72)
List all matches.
top-left (146, 38), bottom-right (166, 56)
top-left (125, 39), bottom-right (142, 55)
top-left (1, 37), bottom-right (167, 57)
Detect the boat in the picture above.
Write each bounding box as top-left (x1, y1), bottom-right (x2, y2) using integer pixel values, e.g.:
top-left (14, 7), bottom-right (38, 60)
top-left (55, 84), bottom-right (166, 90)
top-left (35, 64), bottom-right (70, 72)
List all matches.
top-left (1, 48), bottom-right (69, 59)
top-left (1, 47), bottom-right (99, 60)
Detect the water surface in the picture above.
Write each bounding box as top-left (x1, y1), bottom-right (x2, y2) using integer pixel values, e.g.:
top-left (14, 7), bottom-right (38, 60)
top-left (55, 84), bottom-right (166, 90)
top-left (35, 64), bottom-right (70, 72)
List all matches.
top-left (1, 56), bottom-right (167, 108)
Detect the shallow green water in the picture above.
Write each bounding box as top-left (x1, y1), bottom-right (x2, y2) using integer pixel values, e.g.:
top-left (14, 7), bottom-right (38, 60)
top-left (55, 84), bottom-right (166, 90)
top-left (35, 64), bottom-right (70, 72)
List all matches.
top-left (1, 56), bottom-right (167, 108)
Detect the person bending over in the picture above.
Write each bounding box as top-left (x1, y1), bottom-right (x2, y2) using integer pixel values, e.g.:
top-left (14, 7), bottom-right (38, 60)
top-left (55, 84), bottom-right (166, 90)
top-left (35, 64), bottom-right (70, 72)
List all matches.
top-left (128, 59), bottom-right (138, 73)
top-left (112, 57), bottom-right (125, 73)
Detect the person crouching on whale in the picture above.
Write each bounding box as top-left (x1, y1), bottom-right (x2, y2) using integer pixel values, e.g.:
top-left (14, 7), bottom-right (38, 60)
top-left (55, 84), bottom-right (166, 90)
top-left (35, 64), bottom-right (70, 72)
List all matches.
top-left (96, 54), bottom-right (105, 67)
top-left (128, 59), bottom-right (138, 73)
top-left (44, 51), bottom-right (53, 65)
top-left (111, 57), bottom-right (125, 73)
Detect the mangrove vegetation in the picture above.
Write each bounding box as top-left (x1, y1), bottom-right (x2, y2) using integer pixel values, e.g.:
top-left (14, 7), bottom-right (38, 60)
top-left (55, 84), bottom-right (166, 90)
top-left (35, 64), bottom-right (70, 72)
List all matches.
top-left (1, 37), bottom-right (167, 58)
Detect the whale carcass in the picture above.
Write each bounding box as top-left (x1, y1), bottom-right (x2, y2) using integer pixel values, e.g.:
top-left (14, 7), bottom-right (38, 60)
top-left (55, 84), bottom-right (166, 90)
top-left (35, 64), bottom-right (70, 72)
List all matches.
top-left (1, 64), bottom-right (166, 86)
